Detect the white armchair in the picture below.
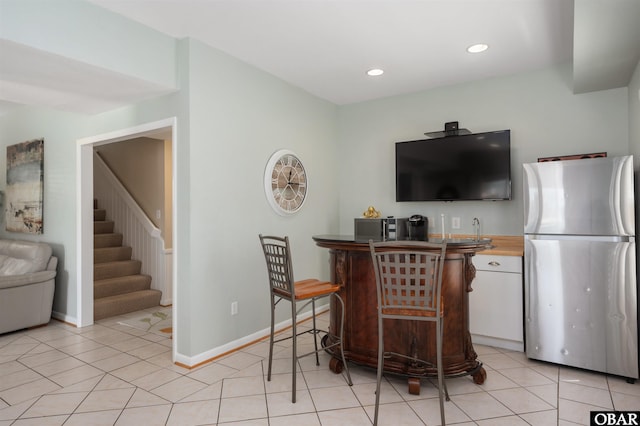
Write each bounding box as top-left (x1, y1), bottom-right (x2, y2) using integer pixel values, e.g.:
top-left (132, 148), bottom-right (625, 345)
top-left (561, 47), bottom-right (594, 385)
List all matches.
top-left (0, 239), bottom-right (57, 334)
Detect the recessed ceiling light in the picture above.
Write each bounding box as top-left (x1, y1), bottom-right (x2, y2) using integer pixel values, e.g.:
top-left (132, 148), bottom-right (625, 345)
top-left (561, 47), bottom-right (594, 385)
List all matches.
top-left (367, 68), bottom-right (384, 76)
top-left (467, 43), bottom-right (489, 53)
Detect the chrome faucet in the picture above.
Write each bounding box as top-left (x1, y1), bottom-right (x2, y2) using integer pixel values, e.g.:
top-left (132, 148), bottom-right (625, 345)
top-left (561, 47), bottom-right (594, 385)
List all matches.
top-left (472, 217), bottom-right (480, 241)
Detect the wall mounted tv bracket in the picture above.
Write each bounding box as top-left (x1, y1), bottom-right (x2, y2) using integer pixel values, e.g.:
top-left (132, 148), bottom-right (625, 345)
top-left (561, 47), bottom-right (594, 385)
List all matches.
top-left (424, 121), bottom-right (472, 138)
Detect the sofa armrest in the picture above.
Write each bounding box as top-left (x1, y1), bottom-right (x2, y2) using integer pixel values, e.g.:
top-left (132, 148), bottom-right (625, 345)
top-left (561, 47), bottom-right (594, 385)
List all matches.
top-left (47, 256), bottom-right (58, 272)
top-left (0, 270), bottom-right (57, 290)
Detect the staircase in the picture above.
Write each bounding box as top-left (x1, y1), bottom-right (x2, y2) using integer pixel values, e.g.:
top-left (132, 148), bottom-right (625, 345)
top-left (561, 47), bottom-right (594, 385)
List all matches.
top-left (94, 202), bottom-right (162, 321)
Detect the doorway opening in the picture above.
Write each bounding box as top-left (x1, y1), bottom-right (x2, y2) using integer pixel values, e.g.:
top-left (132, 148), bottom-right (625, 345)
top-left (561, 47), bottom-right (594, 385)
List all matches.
top-left (77, 117), bottom-right (177, 361)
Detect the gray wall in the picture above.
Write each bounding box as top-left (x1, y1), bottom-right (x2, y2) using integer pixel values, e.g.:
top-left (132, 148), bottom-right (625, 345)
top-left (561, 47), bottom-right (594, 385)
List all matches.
top-left (178, 39), bottom-right (339, 358)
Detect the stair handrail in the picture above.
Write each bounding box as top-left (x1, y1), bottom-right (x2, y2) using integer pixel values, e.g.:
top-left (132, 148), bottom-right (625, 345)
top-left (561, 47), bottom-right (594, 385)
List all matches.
top-left (94, 152), bottom-right (161, 238)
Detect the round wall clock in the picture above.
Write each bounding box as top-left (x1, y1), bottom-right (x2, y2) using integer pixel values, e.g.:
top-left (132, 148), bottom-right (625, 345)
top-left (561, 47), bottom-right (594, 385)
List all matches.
top-left (264, 149), bottom-right (308, 216)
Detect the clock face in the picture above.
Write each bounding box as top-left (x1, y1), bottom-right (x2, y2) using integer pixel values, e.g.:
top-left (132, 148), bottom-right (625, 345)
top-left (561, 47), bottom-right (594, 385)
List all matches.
top-left (264, 150), bottom-right (308, 215)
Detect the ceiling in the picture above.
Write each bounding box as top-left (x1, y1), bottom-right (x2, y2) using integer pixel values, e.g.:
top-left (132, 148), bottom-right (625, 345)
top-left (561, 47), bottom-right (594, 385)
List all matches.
top-left (1, 0), bottom-right (639, 116)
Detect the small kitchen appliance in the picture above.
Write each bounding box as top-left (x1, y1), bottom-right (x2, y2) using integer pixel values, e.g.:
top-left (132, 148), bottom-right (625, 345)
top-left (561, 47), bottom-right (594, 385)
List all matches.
top-left (407, 215), bottom-right (428, 241)
top-left (354, 217), bottom-right (408, 242)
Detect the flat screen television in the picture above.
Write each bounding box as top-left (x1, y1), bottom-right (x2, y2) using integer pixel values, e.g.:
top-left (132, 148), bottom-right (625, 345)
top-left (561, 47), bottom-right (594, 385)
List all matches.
top-left (396, 129), bottom-right (511, 201)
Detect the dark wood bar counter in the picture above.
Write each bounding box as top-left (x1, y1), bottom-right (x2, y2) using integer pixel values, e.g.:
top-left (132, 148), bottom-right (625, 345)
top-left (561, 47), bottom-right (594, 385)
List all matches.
top-left (313, 235), bottom-right (493, 393)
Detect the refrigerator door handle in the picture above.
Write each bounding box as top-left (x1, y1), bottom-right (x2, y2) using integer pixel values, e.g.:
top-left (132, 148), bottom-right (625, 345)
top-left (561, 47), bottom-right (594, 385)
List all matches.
top-left (523, 163), bottom-right (541, 234)
top-left (612, 155), bottom-right (635, 235)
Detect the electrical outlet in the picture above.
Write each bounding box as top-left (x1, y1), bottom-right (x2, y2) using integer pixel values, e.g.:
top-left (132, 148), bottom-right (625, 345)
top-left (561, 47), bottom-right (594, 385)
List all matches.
top-left (451, 216), bottom-right (461, 229)
top-left (231, 301), bottom-right (238, 315)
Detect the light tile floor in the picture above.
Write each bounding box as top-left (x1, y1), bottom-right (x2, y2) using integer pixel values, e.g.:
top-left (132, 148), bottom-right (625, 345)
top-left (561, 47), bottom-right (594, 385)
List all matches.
top-left (1, 309), bottom-right (639, 425)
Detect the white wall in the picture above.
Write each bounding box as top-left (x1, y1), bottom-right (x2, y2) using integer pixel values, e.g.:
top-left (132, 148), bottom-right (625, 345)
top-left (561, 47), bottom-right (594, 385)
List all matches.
top-left (629, 60), bottom-right (640, 161)
top-left (337, 65), bottom-right (629, 236)
top-left (0, 0), bottom-right (176, 89)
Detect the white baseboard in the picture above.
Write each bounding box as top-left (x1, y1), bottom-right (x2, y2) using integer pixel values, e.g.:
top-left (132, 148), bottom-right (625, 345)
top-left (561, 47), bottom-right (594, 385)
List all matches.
top-left (51, 310), bottom-right (77, 326)
top-left (471, 334), bottom-right (524, 352)
top-left (174, 303), bottom-right (329, 368)
top-left (51, 305), bottom-right (330, 369)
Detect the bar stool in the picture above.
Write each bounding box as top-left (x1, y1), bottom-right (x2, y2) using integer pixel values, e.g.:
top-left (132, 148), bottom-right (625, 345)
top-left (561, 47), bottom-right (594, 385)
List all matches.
top-left (259, 234), bottom-right (352, 403)
top-left (369, 240), bottom-right (449, 425)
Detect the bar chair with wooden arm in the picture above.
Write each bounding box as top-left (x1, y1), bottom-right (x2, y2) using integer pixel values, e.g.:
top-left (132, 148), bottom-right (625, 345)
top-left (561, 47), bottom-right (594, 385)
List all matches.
top-left (369, 239), bottom-right (449, 426)
top-left (259, 234), bottom-right (352, 403)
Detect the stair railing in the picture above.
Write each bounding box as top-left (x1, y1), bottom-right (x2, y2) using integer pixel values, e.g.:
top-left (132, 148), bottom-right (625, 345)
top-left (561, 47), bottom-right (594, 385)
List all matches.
top-left (93, 151), bottom-right (172, 305)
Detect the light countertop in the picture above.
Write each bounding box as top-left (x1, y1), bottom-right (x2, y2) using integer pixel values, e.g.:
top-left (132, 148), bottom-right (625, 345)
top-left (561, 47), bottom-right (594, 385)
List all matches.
top-left (429, 234), bottom-right (524, 257)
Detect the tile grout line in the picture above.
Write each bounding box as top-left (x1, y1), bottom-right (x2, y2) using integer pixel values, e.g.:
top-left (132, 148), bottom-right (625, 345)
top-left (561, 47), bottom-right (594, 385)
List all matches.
top-left (3, 310), bottom-right (640, 424)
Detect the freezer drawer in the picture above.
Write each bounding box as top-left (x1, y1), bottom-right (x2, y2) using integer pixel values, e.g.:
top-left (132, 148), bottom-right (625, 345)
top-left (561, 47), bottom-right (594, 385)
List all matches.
top-left (524, 236), bottom-right (638, 379)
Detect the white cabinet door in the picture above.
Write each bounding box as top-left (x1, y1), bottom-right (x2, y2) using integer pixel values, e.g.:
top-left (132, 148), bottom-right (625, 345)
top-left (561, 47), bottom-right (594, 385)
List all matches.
top-left (469, 255), bottom-right (523, 350)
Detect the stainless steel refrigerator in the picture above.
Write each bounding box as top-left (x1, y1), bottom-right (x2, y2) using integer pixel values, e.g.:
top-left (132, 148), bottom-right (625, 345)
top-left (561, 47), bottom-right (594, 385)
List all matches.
top-left (523, 155), bottom-right (638, 380)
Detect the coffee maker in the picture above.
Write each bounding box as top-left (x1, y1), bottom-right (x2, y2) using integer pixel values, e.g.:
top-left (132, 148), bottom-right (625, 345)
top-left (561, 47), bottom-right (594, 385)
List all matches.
top-left (407, 215), bottom-right (428, 241)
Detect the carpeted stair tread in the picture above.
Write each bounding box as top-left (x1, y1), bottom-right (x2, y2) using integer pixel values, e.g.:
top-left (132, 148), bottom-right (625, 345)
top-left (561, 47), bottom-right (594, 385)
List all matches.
top-left (94, 246), bottom-right (133, 263)
top-left (93, 200), bottom-right (161, 321)
top-left (94, 274), bottom-right (152, 299)
top-left (94, 209), bottom-right (106, 221)
top-left (94, 220), bottom-right (115, 234)
top-left (94, 290), bottom-right (162, 321)
top-left (94, 233), bottom-right (123, 248)
top-left (94, 260), bottom-right (142, 280)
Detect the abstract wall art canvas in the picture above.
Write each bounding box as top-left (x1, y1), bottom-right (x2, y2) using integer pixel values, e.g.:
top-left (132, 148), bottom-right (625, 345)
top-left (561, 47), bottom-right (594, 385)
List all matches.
top-left (5, 139), bottom-right (44, 234)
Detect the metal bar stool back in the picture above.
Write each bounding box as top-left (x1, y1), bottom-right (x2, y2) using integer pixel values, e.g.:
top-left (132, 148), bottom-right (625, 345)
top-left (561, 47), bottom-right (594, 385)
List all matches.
top-left (259, 234), bottom-right (352, 403)
top-left (369, 240), bottom-right (448, 425)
